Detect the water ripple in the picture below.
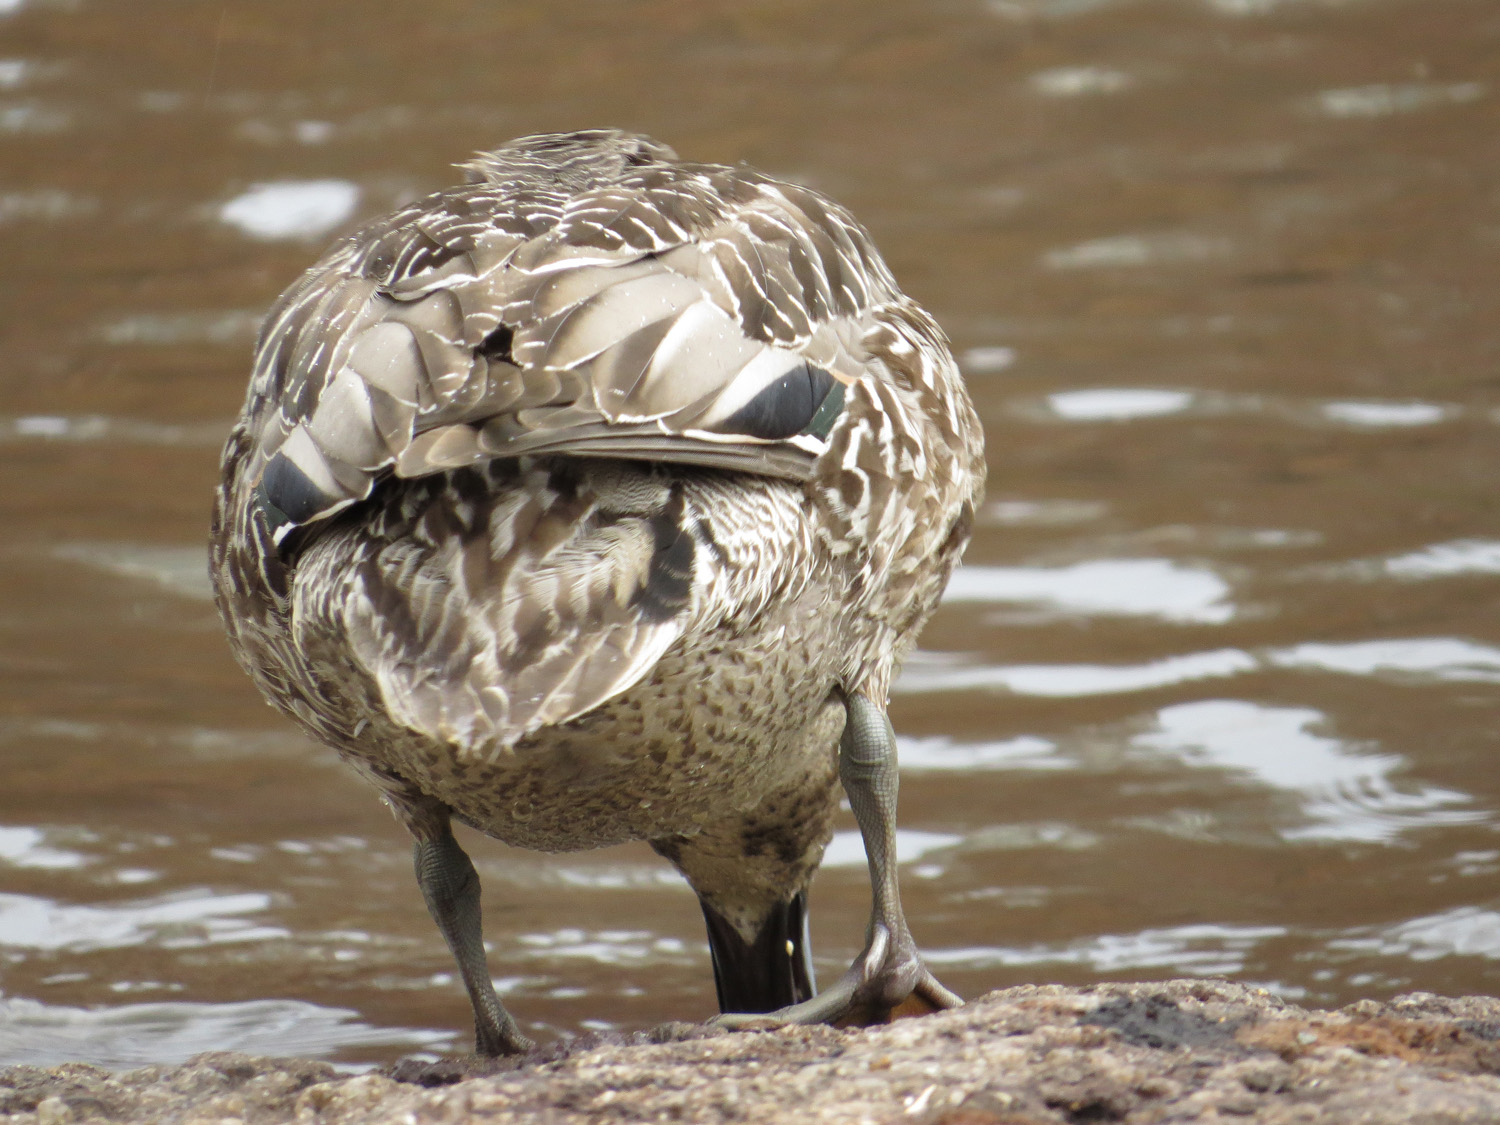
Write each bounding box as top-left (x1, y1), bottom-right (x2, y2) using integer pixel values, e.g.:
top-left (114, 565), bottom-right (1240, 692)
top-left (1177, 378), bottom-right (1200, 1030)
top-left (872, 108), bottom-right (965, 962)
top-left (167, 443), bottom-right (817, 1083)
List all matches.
top-left (0, 414), bottom-right (226, 446)
top-left (0, 827), bottom-right (88, 871)
top-left (1268, 639), bottom-right (1500, 683)
top-left (220, 180), bottom-right (360, 240)
top-left (1313, 82), bottom-right (1485, 119)
top-left (1330, 907), bottom-right (1500, 963)
top-left (927, 922), bottom-right (1285, 976)
top-left (52, 543), bottom-right (213, 601)
top-left (897, 648), bottom-right (1257, 697)
top-left (898, 735), bottom-right (1068, 772)
top-left (1047, 388), bottom-right (1194, 419)
top-left (513, 928), bottom-right (694, 966)
top-left (822, 829), bottom-right (963, 869)
top-left (1384, 540), bottom-right (1500, 579)
top-left (0, 889), bottom-right (285, 953)
top-left (0, 996), bottom-right (448, 1068)
top-left (943, 559), bottom-right (1233, 623)
top-left (902, 637), bottom-right (1500, 696)
top-left (1134, 700), bottom-right (1482, 842)
top-left (1320, 400), bottom-right (1454, 427)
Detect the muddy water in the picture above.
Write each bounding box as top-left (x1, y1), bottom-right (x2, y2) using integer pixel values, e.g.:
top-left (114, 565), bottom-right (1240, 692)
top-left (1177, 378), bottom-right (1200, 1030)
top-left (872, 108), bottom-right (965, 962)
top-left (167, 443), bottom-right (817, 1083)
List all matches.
top-left (2, 0), bottom-right (1500, 1069)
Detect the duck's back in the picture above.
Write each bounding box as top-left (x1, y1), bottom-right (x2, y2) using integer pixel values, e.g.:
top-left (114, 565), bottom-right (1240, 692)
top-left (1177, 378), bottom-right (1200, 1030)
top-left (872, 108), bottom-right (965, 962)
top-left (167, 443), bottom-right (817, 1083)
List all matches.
top-left (211, 129), bottom-right (983, 810)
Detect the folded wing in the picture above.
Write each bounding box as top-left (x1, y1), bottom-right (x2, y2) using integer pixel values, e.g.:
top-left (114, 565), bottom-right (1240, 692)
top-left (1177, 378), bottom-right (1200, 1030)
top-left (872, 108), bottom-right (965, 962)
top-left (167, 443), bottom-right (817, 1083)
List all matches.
top-left (244, 155), bottom-right (898, 546)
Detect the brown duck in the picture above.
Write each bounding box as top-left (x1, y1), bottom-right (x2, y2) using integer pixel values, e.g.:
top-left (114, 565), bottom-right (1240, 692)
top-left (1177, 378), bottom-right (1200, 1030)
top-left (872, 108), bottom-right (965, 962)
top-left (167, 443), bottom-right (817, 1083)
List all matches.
top-left (210, 129), bottom-right (985, 1055)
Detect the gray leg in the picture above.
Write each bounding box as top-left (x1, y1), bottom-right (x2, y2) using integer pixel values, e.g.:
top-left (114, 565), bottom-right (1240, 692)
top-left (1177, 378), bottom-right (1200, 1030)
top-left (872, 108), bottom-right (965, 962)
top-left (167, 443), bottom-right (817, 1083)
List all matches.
top-left (714, 691), bottom-right (960, 1028)
top-left (412, 816), bottom-right (533, 1056)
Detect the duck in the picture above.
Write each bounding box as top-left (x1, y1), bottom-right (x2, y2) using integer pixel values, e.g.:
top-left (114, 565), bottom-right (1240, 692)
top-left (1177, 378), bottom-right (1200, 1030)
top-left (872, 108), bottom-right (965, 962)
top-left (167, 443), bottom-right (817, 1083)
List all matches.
top-left (210, 129), bottom-right (985, 1055)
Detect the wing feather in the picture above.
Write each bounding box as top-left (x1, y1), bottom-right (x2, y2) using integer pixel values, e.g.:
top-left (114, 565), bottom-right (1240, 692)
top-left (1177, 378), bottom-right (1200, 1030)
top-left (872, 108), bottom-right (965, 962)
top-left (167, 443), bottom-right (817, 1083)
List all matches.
top-left (243, 134), bottom-right (899, 542)
top-left (331, 463), bottom-right (707, 757)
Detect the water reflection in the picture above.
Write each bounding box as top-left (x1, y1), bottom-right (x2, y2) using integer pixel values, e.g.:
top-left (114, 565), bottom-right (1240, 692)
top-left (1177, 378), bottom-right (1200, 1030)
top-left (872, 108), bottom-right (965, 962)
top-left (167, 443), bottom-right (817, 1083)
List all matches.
top-left (1319, 401), bottom-right (1453, 428)
top-left (1269, 639), bottom-right (1500, 684)
top-left (1313, 82), bottom-right (1485, 118)
top-left (897, 648), bottom-right (1257, 697)
top-left (1385, 541), bottom-right (1500, 579)
top-left (981, 498), bottom-right (1107, 526)
top-left (98, 311), bottom-right (261, 347)
top-left (1, 0), bottom-right (1498, 1069)
top-left (219, 180), bottom-right (361, 241)
top-left (0, 997), bottom-right (449, 1069)
top-left (1029, 66), bottom-right (1134, 97)
top-left (1331, 908), bottom-right (1500, 965)
top-left (52, 544), bottom-right (214, 601)
top-left (0, 889), bottom-right (284, 953)
top-left (1043, 233), bottom-right (1231, 270)
top-left (943, 559), bottom-right (1233, 623)
top-left (959, 345), bottom-right (1016, 374)
top-left (1133, 700), bottom-right (1482, 843)
top-left (928, 923), bottom-right (1285, 977)
top-left (0, 101), bottom-right (67, 134)
top-left (0, 189), bottom-right (94, 223)
top-left (898, 735), bottom-right (1067, 772)
top-left (0, 828), bottom-right (87, 871)
top-left (822, 830), bottom-right (963, 869)
top-left (903, 638), bottom-right (1500, 696)
top-left (514, 929), bottom-right (694, 966)
top-left (0, 415), bottom-right (225, 446)
top-left (1045, 388), bottom-right (1194, 420)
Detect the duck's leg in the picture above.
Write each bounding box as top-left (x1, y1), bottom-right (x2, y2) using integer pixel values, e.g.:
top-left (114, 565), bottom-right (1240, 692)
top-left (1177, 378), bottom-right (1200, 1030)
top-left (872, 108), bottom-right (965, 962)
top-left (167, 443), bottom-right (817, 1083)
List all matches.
top-left (399, 797), bottom-right (533, 1056)
top-left (714, 691), bottom-right (961, 1029)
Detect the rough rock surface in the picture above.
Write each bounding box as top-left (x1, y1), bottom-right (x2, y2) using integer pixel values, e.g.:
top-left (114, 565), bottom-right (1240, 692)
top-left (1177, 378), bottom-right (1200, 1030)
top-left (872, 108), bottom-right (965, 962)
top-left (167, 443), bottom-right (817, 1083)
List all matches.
top-left (7, 980), bottom-right (1500, 1123)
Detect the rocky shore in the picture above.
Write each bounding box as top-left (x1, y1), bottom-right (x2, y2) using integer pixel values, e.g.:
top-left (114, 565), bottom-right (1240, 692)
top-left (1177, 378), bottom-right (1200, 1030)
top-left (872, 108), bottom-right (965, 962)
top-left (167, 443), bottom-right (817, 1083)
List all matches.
top-left (7, 980), bottom-right (1500, 1123)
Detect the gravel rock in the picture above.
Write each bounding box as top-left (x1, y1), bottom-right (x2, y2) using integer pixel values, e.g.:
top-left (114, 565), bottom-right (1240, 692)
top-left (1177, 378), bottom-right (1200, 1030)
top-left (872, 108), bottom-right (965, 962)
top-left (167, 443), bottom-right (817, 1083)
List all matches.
top-left (6, 980), bottom-right (1500, 1123)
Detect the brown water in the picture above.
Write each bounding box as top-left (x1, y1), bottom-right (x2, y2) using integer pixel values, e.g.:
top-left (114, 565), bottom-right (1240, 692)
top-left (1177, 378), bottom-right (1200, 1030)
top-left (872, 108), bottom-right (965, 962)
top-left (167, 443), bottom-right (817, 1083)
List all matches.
top-left (2, 0), bottom-right (1500, 1070)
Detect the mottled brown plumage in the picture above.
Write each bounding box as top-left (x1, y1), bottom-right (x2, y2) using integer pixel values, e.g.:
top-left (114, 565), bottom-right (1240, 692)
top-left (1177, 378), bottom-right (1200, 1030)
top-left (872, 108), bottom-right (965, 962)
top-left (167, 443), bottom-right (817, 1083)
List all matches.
top-left (211, 130), bottom-right (984, 1052)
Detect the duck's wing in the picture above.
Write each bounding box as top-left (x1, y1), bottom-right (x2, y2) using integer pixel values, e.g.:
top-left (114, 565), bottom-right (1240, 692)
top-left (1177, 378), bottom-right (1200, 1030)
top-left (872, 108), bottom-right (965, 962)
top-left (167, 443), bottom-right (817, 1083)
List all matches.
top-left (244, 158), bottom-right (900, 546)
top-left (321, 462), bottom-right (733, 759)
